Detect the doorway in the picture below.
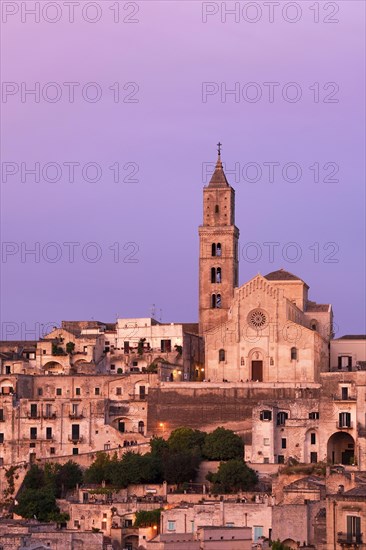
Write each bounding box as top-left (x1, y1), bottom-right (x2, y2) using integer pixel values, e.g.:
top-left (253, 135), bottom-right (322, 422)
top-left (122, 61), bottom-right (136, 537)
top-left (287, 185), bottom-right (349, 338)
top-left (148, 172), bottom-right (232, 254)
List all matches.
top-left (251, 361), bottom-right (263, 381)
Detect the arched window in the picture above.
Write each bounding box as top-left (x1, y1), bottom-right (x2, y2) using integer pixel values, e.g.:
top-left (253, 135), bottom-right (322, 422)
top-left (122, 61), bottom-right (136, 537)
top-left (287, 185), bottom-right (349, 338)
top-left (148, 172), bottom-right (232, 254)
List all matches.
top-left (215, 205), bottom-right (219, 213)
top-left (219, 349), bottom-right (225, 362)
top-left (211, 294), bottom-right (222, 309)
top-left (240, 357), bottom-right (244, 366)
top-left (310, 320), bottom-right (317, 331)
top-left (138, 421), bottom-right (145, 434)
top-left (211, 267), bottom-right (222, 283)
top-left (291, 347), bottom-right (298, 360)
top-left (211, 243), bottom-right (216, 257)
top-left (216, 243), bottom-right (222, 256)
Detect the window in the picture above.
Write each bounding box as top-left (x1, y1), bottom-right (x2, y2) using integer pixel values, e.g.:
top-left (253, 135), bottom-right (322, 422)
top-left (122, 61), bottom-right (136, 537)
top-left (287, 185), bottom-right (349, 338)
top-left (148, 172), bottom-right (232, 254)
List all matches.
top-left (56, 388), bottom-right (62, 396)
top-left (139, 386), bottom-right (146, 399)
top-left (161, 340), bottom-right (171, 352)
top-left (211, 267), bottom-right (222, 283)
top-left (138, 421), bottom-right (145, 434)
top-left (219, 349), bottom-right (225, 362)
top-left (72, 404), bottom-right (79, 416)
top-left (83, 346), bottom-right (88, 353)
top-left (124, 341), bottom-right (130, 353)
top-left (309, 411), bottom-right (319, 420)
top-left (30, 404), bottom-right (38, 418)
top-left (211, 294), bottom-right (222, 308)
top-left (241, 357), bottom-right (244, 366)
top-left (46, 427), bottom-right (52, 440)
top-left (0, 457), bottom-right (3, 466)
top-left (0, 433), bottom-right (4, 444)
top-left (339, 412), bottom-right (351, 428)
top-left (311, 432), bottom-right (316, 445)
top-left (73, 448), bottom-right (79, 455)
top-left (5, 365), bottom-right (11, 374)
top-left (260, 410), bottom-right (272, 421)
top-left (30, 427), bottom-right (37, 440)
top-left (116, 387), bottom-right (122, 396)
top-left (95, 387), bottom-right (100, 396)
top-left (347, 516), bottom-right (361, 543)
top-left (45, 404), bottom-right (52, 418)
top-left (38, 388), bottom-right (43, 396)
top-left (277, 455), bottom-right (285, 464)
top-left (291, 347), bottom-right (298, 360)
top-left (338, 356), bottom-right (352, 369)
top-left (50, 447), bottom-right (55, 455)
top-left (215, 204), bottom-right (219, 213)
top-left (277, 412), bottom-right (288, 426)
top-left (341, 387), bottom-right (349, 400)
top-left (111, 364), bottom-right (116, 370)
top-left (75, 387), bottom-right (81, 396)
top-left (167, 521), bottom-right (176, 532)
top-left (263, 438), bottom-right (270, 446)
top-left (310, 452), bottom-right (318, 463)
top-left (0, 410), bottom-right (4, 422)
top-left (281, 438), bottom-right (287, 449)
top-left (254, 527), bottom-right (263, 542)
top-left (29, 443), bottom-right (36, 448)
top-left (71, 424), bottom-right (80, 440)
top-left (132, 361), bottom-right (138, 366)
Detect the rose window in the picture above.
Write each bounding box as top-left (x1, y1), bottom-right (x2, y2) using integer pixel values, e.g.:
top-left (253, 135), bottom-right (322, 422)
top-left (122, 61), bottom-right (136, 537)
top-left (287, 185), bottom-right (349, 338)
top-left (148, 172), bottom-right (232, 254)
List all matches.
top-left (248, 309), bottom-right (267, 329)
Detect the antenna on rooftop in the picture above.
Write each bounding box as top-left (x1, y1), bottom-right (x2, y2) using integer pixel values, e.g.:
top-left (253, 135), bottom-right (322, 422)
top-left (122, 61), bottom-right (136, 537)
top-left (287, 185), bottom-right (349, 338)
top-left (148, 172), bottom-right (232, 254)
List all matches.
top-left (151, 304), bottom-right (156, 318)
top-left (159, 309), bottom-right (163, 322)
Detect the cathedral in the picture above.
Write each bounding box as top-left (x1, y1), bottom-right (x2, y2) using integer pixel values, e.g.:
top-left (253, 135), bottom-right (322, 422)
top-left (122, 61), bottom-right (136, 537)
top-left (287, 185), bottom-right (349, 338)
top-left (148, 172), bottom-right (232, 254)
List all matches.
top-left (199, 147), bottom-right (332, 384)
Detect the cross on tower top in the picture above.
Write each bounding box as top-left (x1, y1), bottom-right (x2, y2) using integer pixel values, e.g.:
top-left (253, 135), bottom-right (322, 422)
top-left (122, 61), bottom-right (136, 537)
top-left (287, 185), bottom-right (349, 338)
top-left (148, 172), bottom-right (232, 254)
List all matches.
top-left (217, 142), bottom-right (222, 157)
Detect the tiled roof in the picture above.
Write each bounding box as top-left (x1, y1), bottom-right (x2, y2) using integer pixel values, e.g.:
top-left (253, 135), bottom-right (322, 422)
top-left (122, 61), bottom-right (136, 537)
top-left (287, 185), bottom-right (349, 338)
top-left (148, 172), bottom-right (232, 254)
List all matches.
top-left (208, 158), bottom-right (229, 187)
top-left (264, 269), bottom-right (303, 282)
top-left (284, 475), bottom-right (325, 491)
top-left (342, 486), bottom-right (366, 497)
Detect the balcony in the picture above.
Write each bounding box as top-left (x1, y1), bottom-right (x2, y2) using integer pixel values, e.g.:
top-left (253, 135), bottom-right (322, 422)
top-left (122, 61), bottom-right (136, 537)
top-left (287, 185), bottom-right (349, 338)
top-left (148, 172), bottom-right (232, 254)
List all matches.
top-left (27, 414), bottom-right (40, 420)
top-left (338, 532), bottom-right (363, 545)
top-left (43, 413), bottom-right (57, 419)
top-left (337, 421), bottom-right (353, 429)
top-left (69, 413), bottom-right (84, 419)
top-left (333, 395), bottom-right (357, 402)
top-left (68, 435), bottom-right (84, 444)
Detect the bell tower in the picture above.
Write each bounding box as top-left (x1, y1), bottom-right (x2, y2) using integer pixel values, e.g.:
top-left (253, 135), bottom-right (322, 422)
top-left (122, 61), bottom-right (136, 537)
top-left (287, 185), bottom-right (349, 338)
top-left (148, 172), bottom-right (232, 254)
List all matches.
top-left (199, 144), bottom-right (239, 335)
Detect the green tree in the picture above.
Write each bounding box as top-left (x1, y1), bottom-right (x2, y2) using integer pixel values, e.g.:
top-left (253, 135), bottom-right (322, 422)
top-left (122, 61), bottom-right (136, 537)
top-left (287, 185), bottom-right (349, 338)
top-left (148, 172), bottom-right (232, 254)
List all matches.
top-left (84, 452), bottom-right (113, 484)
top-left (167, 427), bottom-right (205, 455)
top-left (134, 508), bottom-right (161, 528)
top-left (55, 461), bottom-right (83, 496)
top-left (15, 486), bottom-right (61, 522)
top-left (162, 450), bottom-right (201, 484)
top-left (207, 460), bottom-right (257, 493)
top-left (150, 436), bottom-right (169, 457)
top-left (203, 427), bottom-right (244, 461)
top-left (66, 341), bottom-right (75, 354)
top-left (22, 465), bottom-right (45, 490)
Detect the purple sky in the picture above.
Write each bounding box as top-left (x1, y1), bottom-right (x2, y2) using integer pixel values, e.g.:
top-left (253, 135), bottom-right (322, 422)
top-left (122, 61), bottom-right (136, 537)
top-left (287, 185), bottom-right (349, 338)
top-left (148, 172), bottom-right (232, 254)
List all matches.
top-left (1, 0), bottom-right (365, 340)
